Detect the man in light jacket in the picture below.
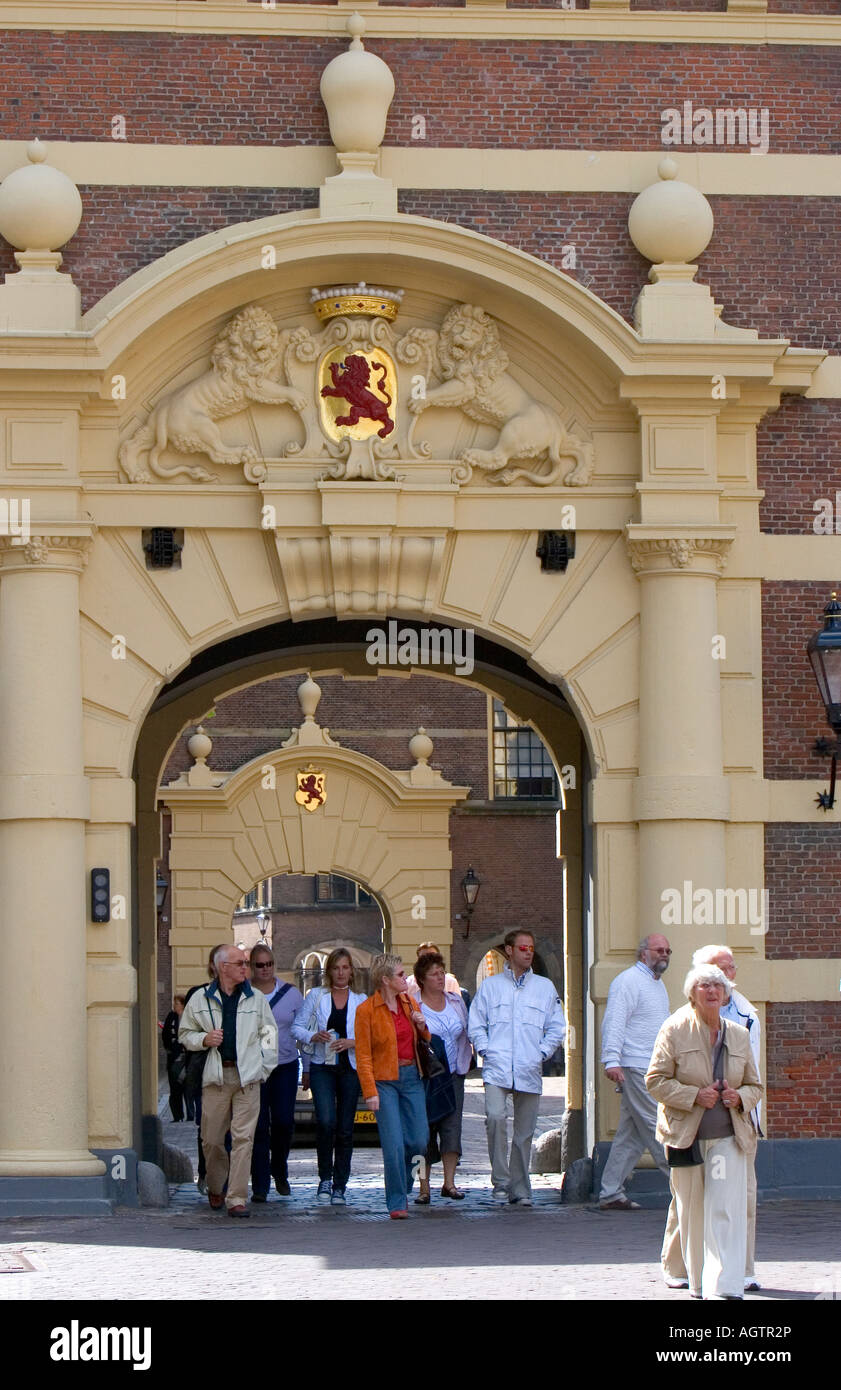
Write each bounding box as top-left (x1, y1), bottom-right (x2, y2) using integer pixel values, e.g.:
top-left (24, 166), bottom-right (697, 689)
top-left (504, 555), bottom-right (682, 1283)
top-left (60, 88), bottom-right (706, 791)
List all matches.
top-left (179, 943), bottom-right (277, 1217)
top-left (598, 934), bottom-right (672, 1211)
top-left (468, 930), bottom-right (566, 1206)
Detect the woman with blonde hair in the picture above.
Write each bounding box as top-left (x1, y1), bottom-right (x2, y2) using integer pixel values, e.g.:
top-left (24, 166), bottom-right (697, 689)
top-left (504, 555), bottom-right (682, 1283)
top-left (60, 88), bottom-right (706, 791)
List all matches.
top-left (292, 947), bottom-right (365, 1205)
top-left (354, 953), bottom-right (431, 1219)
top-left (646, 963), bottom-right (762, 1300)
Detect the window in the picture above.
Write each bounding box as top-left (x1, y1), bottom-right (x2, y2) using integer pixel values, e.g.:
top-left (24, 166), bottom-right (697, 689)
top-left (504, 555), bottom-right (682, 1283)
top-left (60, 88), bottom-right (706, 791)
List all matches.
top-left (236, 880), bottom-right (267, 913)
top-left (491, 700), bottom-right (557, 800)
top-left (314, 874), bottom-right (373, 907)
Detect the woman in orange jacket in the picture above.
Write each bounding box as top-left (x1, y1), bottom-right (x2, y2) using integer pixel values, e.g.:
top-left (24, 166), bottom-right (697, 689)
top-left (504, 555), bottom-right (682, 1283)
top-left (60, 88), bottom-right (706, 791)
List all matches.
top-left (355, 954), bottom-right (431, 1219)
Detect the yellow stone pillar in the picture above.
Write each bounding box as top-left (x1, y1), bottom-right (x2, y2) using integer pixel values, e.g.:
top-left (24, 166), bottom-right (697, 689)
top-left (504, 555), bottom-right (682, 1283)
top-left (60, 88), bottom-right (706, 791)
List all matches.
top-left (626, 527), bottom-right (734, 991)
top-left (0, 529), bottom-right (105, 1179)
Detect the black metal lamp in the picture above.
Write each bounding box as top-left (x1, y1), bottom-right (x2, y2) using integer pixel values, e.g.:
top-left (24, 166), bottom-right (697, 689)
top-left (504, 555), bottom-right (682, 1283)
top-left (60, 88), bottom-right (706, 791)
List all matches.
top-left (155, 871), bottom-right (168, 913)
top-left (808, 592), bottom-right (841, 809)
top-left (460, 865), bottom-right (481, 940)
top-left (256, 909), bottom-right (270, 943)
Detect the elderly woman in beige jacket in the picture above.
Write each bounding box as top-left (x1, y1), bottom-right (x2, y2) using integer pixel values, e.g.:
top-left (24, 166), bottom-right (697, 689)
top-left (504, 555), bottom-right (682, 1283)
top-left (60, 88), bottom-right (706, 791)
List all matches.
top-left (645, 964), bottom-right (762, 1300)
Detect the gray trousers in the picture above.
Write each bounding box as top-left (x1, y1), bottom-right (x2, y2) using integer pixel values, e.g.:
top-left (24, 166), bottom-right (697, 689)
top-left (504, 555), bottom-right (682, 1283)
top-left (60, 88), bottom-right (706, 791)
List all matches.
top-left (484, 1084), bottom-right (541, 1201)
top-left (599, 1067), bottom-right (670, 1203)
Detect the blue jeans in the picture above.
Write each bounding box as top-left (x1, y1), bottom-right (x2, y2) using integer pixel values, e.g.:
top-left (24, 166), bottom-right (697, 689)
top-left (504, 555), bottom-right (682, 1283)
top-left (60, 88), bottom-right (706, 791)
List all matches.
top-left (375, 1065), bottom-right (429, 1213)
top-left (309, 1063), bottom-right (360, 1191)
top-left (250, 1060), bottom-right (299, 1196)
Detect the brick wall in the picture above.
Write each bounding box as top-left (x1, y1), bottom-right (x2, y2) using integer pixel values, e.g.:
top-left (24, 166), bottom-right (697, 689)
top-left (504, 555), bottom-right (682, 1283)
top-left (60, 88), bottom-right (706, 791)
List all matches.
top-left (761, 582), bottom-right (836, 780)
top-left (766, 1002), bottom-right (841, 1137)
top-left (758, 398), bottom-right (841, 535)
top-left (3, 35), bottom-right (840, 153)
top-left (764, 825), bottom-right (841, 958)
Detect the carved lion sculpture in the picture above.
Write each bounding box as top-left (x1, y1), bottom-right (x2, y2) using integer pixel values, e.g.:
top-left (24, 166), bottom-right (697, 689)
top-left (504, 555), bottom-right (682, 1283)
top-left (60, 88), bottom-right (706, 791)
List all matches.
top-left (119, 305), bottom-right (307, 483)
top-left (406, 303), bottom-right (594, 486)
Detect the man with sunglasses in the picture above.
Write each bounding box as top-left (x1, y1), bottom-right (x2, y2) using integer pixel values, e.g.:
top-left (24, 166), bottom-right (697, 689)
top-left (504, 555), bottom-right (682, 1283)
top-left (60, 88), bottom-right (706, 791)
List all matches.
top-left (598, 934), bottom-right (672, 1211)
top-left (179, 943), bottom-right (277, 1217)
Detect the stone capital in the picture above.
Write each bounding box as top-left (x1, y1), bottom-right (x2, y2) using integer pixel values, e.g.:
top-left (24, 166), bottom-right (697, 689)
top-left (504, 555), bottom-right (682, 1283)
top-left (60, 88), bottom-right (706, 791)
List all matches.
top-left (0, 529), bottom-right (96, 575)
top-left (625, 525), bottom-right (735, 579)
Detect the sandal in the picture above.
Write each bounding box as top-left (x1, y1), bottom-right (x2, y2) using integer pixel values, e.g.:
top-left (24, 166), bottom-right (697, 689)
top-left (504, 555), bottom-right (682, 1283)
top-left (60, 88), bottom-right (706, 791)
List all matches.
top-left (414, 1191), bottom-right (430, 1205)
top-left (441, 1185), bottom-right (465, 1200)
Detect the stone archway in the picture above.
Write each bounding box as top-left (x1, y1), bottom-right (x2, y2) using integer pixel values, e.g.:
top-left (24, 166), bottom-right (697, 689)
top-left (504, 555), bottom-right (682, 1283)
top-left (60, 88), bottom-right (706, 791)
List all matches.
top-left (160, 686), bottom-right (469, 995)
top-left (0, 201), bottom-right (816, 1212)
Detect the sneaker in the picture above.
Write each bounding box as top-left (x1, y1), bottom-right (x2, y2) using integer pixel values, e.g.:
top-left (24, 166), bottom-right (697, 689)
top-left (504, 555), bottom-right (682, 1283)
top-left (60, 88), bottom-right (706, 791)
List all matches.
top-left (509, 1196), bottom-right (533, 1207)
top-left (316, 1179), bottom-right (332, 1202)
top-left (491, 1187), bottom-right (508, 1202)
top-left (331, 1188), bottom-right (347, 1206)
top-left (599, 1197), bottom-right (641, 1211)
top-left (275, 1179), bottom-right (291, 1198)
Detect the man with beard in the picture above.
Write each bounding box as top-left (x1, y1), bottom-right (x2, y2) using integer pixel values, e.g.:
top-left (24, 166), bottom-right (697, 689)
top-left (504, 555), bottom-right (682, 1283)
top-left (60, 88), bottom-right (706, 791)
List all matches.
top-left (598, 934), bottom-right (672, 1211)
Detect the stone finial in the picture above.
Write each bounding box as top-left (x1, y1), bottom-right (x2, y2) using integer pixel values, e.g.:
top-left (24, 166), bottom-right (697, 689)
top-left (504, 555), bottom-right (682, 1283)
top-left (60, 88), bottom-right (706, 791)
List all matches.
top-left (318, 13), bottom-right (397, 217)
top-left (0, 140), bottom-right (83, 253)
top-left (296, 673), bottom-right (322, 721)
top-left (0, 140), bottom-right (83, 329)
top-left (320, 14), bottom-right (395, 174)
top-left (628, 157), bottom-right (724, 339)
top-left (281, 675), bottom-right (341, 749)
top-left (628, 157), bottom-right (714, 269)
top-left (409, 727), bottom-right (434, 766)
top-left (165, 724), bottom-right (225, 788)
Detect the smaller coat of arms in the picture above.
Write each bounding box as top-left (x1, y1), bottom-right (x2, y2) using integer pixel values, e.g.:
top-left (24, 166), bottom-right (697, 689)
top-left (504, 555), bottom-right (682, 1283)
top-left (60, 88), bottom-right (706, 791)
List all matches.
top-left (295, 766), bottom-right (326, 812)
top-left (319, 347), bottom-right (397, 443)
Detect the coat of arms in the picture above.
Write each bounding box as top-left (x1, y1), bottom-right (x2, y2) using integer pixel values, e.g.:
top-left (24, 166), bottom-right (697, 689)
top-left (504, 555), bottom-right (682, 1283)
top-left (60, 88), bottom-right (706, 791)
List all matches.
top-left (319, 347), bottom-right (397, 443)
top-left (295, 766), bottom-right (326, 812)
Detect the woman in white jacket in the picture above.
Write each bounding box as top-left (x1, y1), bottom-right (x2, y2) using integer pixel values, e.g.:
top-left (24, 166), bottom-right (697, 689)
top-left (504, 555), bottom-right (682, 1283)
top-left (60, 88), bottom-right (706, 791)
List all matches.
top-left (292, 949), bottom-right (366, 1205)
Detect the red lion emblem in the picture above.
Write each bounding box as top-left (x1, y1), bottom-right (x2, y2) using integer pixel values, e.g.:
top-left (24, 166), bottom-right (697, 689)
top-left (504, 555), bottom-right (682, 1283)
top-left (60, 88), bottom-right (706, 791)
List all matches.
top-left (299, 775), bottom-right (322, 806)
top-left (321, 354), bottom-right (395, 439)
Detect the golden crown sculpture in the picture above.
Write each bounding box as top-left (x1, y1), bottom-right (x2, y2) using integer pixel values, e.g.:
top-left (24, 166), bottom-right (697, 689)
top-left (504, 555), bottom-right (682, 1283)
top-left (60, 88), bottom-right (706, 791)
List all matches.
top-left (310, 281), bottom-right (404, 323)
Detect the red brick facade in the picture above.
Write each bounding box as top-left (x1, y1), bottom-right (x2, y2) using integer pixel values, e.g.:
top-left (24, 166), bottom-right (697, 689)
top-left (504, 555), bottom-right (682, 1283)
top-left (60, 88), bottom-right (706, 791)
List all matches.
top-left (764, 825), bottom-right (841, 959)
top-left (758, 398), bottom-right (841, 535)
top-left (766, 1003), bottom-right (841, 1137)
top-left (762, 582), bottom-right (834, 780)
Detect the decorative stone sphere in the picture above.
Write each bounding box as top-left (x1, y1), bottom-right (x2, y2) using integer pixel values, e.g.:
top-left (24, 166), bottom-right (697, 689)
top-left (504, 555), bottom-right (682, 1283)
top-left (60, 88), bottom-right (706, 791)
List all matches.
top-left (628, 157), bottom-right (714, 265)
top-left (187, 726), bottom-right (213, 763)
top-left (320, 13), bottom-right (395, 156)
top-left (409, 727), bottom-right (434, 765)
top-left (0, 140), bottom-right (83, 252)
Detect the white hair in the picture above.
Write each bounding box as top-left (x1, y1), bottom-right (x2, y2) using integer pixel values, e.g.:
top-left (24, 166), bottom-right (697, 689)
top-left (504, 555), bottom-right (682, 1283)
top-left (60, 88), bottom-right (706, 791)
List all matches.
top-left (692, 944), bottom-right (733, 969)
top-left (212, 944), bottom-right (233, 972)
top-left (683, 963), bottom-right (732, 1004)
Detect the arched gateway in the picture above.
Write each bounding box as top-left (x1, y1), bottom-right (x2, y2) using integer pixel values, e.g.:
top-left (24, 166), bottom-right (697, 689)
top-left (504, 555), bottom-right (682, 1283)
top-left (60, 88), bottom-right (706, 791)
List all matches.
top-left (0, 181), bottom-right (820, 1209)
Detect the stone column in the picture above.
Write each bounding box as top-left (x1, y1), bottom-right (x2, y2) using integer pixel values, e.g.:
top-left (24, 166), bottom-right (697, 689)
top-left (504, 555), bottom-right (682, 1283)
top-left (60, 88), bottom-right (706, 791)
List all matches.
top-left (0, 531), bottom-right (105, 1181)
top-left (626, 528), bottom-right (734, 990)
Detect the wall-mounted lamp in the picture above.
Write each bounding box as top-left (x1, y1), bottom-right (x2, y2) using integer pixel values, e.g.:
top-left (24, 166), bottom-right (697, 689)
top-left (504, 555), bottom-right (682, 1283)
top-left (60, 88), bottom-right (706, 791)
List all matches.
top-left (460, 864), bottom-right (481, 940)
top-left (155, 871), bottom-right (168, 913)
top-left (808, 592), bottom-right (841, 810)
top-left (256, 910), bottom-right (270, 943)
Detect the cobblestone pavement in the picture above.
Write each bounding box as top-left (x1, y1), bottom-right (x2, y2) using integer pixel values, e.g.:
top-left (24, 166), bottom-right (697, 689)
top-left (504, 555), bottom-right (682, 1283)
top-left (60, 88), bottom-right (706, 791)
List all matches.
top-left (0, 1079), bottom-right (838, 1303)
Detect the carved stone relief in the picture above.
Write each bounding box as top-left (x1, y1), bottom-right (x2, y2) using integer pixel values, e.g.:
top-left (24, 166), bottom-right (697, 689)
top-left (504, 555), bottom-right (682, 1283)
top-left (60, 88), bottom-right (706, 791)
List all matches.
top-left (117, 294), bottom-right (595, 488)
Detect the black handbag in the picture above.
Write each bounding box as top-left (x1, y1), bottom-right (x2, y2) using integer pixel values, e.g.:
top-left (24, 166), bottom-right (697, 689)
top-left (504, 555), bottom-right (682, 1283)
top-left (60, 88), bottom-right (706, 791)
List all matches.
top-left (423, 1035), bottom-right (457, 1124)
top-left (416, 1034), bottom-right (446, 1080)
top-left (666, 1139), bottom-right (703, 1167)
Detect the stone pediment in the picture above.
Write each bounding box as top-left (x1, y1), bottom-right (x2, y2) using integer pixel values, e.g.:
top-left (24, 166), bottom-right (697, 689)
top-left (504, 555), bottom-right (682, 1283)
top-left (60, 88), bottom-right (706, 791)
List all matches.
top-left (118, 293), bottom-right (595, 490)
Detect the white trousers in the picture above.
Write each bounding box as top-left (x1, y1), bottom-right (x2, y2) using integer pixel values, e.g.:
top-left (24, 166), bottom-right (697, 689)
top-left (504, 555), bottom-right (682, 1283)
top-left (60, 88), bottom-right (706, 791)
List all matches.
top-left (662, 1148), bottom-right (757, 1281)
top-left (669, 1136), bottom-right (747, 1299)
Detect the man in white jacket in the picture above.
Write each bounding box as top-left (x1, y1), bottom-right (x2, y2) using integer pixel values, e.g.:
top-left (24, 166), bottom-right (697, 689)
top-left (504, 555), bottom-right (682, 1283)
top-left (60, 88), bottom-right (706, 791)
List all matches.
top-left (468, 930), bottom-right (566, 1206)
top-left (179, 944), bottom-right (277, 1217)
top-left (598, 934), bottom-right (672, 1211)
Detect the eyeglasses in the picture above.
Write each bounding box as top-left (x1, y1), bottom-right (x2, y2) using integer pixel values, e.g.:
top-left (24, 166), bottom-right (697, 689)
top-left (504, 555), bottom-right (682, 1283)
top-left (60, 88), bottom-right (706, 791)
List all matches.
top-left (650, 948), bottom-right (672, 955)
top-left (253, 961), bottom-right (274, 968)
top-left (222, 960), bottom-right (249, 969)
